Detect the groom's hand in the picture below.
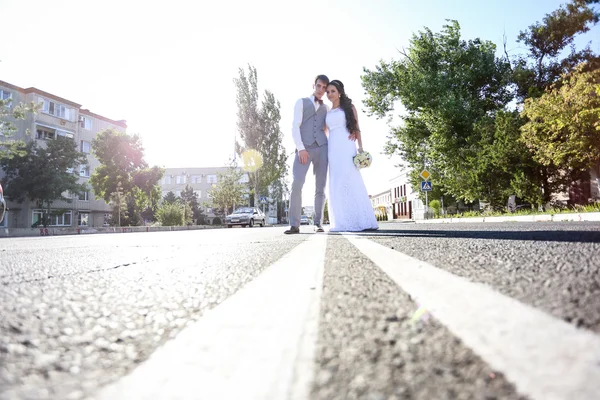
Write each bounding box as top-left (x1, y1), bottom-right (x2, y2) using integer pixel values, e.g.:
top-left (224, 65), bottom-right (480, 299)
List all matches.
top-left (298, 150), bottom-right (309, 165)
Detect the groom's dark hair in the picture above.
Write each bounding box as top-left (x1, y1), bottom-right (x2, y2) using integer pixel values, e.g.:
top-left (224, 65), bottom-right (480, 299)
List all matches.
top-left (315, 74), bottom-right (329, 85)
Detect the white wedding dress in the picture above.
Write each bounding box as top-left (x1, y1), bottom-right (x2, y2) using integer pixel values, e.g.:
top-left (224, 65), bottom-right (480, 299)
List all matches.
top-left (326, 107), bottom-right (379, 232)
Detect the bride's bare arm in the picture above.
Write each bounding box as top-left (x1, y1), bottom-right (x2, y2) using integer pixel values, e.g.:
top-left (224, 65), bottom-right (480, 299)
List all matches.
top-left (351, 105), bottom-right (363, 151)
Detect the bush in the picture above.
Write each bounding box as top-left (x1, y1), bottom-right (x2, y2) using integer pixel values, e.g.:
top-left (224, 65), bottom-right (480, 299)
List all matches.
top-left (156, 202), bottom-right (185, 226)
top-left (429, 200), bottom-right (442, 216)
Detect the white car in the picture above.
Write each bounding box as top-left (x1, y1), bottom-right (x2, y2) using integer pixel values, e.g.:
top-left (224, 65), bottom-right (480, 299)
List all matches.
top-left (300, 215), bottom-right (311, 225)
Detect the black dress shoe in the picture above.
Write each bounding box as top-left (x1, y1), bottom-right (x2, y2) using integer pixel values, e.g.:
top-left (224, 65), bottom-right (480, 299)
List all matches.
top-left (315, 225), bottom-right (324, 233)
top-left (284, 226), bottom-right (300, 234)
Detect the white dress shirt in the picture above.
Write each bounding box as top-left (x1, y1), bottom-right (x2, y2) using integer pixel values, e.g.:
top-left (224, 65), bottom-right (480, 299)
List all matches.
top-left (291, 95), bottom-right (330, 152)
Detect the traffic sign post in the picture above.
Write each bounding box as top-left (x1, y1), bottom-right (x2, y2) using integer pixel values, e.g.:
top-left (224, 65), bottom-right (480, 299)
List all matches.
top-left (420, 170), bottom-right (431, 219)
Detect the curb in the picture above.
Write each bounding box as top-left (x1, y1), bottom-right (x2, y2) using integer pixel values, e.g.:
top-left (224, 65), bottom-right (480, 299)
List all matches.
top-left (414, 212), bottom-right (600, 224)
top-left (0, 224), bottom-right (224, 238)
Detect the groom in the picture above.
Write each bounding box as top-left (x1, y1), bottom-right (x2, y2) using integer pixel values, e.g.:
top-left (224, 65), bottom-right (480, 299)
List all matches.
top-left (284, 74), bottom-right (330, 234)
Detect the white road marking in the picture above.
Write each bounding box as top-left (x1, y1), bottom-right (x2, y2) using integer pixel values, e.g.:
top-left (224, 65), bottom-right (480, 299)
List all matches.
top-left (97, 235), bottom-right (327, 400)
top-left (344, 234), bottom-right (600, 400)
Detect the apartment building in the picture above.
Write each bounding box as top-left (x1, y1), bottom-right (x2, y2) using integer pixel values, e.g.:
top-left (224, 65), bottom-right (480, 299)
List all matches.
top-left (0, 80), bottom-right (127, 229)
top-left (159, 167), bottom-right (250, 223)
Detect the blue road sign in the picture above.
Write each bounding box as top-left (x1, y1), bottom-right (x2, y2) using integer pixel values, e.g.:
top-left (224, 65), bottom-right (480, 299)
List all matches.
top-left (421, 181), bottom-right (433, 191)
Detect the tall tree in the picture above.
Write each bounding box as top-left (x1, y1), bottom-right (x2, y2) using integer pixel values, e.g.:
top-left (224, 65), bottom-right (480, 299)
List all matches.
top-left (0, 136), bottom-right (88, 224)
top-left (163, 191), bottom-right (178, 204)
top-left (362, 21), bottom-right (516, 208)
top-left (208, 167), bottom-right (248, 216)
top-left (510, 0), bottom-right (600, 204)
top-left (180, 184), bottom-right (203, 224)
top-left (511, 0), bottom-right (600, 100)
top-left (234, 65), bottom-right (288, 206)
top-left (90, 128), bottom-right (164, 226)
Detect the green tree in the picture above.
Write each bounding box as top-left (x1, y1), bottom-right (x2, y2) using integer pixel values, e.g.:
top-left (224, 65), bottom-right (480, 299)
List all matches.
top-left (90, 128), bottom-right (164, 225)
top-left (163, 191), bottom-right (178, 204)
top-left (511, 0), bottom-right (599, 101)
top-left (180, 184), bottom-right (203, 224)
top-left (521, 62), bottom-right (600, 177)
top-left (362, 21), bottom-right (515, 208)
top-left (133, 166), bottom-right (164, 223)
top-left (0, 136), bottom-right (88, 225)
top-left (208, 167), bottom-right (247, 216)
top-left (234, 65), bottom-right (288, 206)
top-left (156, 202), bottom-right (185, 226)
top-left (0, 98), bottom-right (41, 160)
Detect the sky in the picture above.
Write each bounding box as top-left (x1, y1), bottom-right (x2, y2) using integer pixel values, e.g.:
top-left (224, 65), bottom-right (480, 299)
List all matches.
top-left (1, 0), bottom-right (598, 206)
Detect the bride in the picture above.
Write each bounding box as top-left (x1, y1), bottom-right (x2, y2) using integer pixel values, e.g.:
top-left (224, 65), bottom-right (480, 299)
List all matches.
top-left (325, 80), bottom-right (378, 232)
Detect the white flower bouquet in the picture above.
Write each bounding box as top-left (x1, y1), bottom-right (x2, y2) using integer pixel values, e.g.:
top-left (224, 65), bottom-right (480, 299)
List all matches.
top-left (353, 150), bottom-right (372, 169)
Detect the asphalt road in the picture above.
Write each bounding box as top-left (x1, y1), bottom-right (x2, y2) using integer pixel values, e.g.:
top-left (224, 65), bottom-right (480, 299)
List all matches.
top-left (0, 221), bottom-right (598, 400)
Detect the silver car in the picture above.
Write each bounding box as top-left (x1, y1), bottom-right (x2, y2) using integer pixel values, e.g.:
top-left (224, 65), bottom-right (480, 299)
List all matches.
top-left (225, 207), bottom-right (266, 228)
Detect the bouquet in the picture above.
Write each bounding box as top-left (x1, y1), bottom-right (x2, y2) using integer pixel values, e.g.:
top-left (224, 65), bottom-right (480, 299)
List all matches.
top-left (353, 149), bottom-right (372, 169)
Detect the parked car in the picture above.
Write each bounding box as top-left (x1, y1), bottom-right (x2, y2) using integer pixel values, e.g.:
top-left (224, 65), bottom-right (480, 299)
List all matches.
top-left (225, 207), bottom-right (266, 228)
top-left (300, 215), bottom-right (311, 225)
top-left (0, 183), bottom-right (5, 224)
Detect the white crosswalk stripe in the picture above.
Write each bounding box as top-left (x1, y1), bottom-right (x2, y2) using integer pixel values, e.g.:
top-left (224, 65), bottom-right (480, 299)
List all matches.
top-left (344, 233), bottom-right (600, 400)
top-left (97, 235), bottom-right (327, 400)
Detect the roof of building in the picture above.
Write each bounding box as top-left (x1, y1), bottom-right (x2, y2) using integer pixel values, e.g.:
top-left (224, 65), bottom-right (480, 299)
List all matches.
top-left (0, 80), bottom-right (126, 128)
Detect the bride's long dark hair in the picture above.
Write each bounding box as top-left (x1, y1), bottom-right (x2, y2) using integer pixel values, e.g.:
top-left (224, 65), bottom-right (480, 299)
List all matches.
top-left (329, 80), bottom-right (357, 133)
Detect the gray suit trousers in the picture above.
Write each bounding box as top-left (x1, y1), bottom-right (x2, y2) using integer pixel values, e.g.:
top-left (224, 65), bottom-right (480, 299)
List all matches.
top-left (289, 143), bottom-right (328, 227)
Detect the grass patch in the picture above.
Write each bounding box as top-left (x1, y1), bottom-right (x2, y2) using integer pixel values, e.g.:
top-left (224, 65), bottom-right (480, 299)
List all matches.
top-left (436, 202), bottom-right (600, 219)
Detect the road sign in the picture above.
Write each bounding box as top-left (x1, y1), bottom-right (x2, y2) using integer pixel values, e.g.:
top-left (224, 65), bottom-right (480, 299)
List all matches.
top-left (421, 181), bottom-right (433, 191)
top-left (420, 169), bottom-right (431, 180)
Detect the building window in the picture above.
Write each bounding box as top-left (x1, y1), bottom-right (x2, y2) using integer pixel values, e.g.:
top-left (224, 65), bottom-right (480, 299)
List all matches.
top-left (207, 175), bottom-right (217, 184)
top-left (80, 140), bottom-right (91, 153)
top-left (36, 126), bottom-right (74, 140)
top-left (78, 212), bottom-right (89, 226)
top-left (80, 116), bottom-right (93, 130)
top-left (176, 176), bottom-right (181, 184)
top-left (36, 128), bottom-right (55, 140)
top-left (80, 165), bottom-right (90, 177)
top-left (191, 175), bottom-right (202, 183)
top-left (78, 191), bottom-right (90, 201)
top-left (0, 90), bottom-right (12, 107)
top-left (56, 129), bottom-right (74, 138)
top-left (39, 97), bottom-right (72, 120)
top-left (32, 210), bottom-right (72, 226)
